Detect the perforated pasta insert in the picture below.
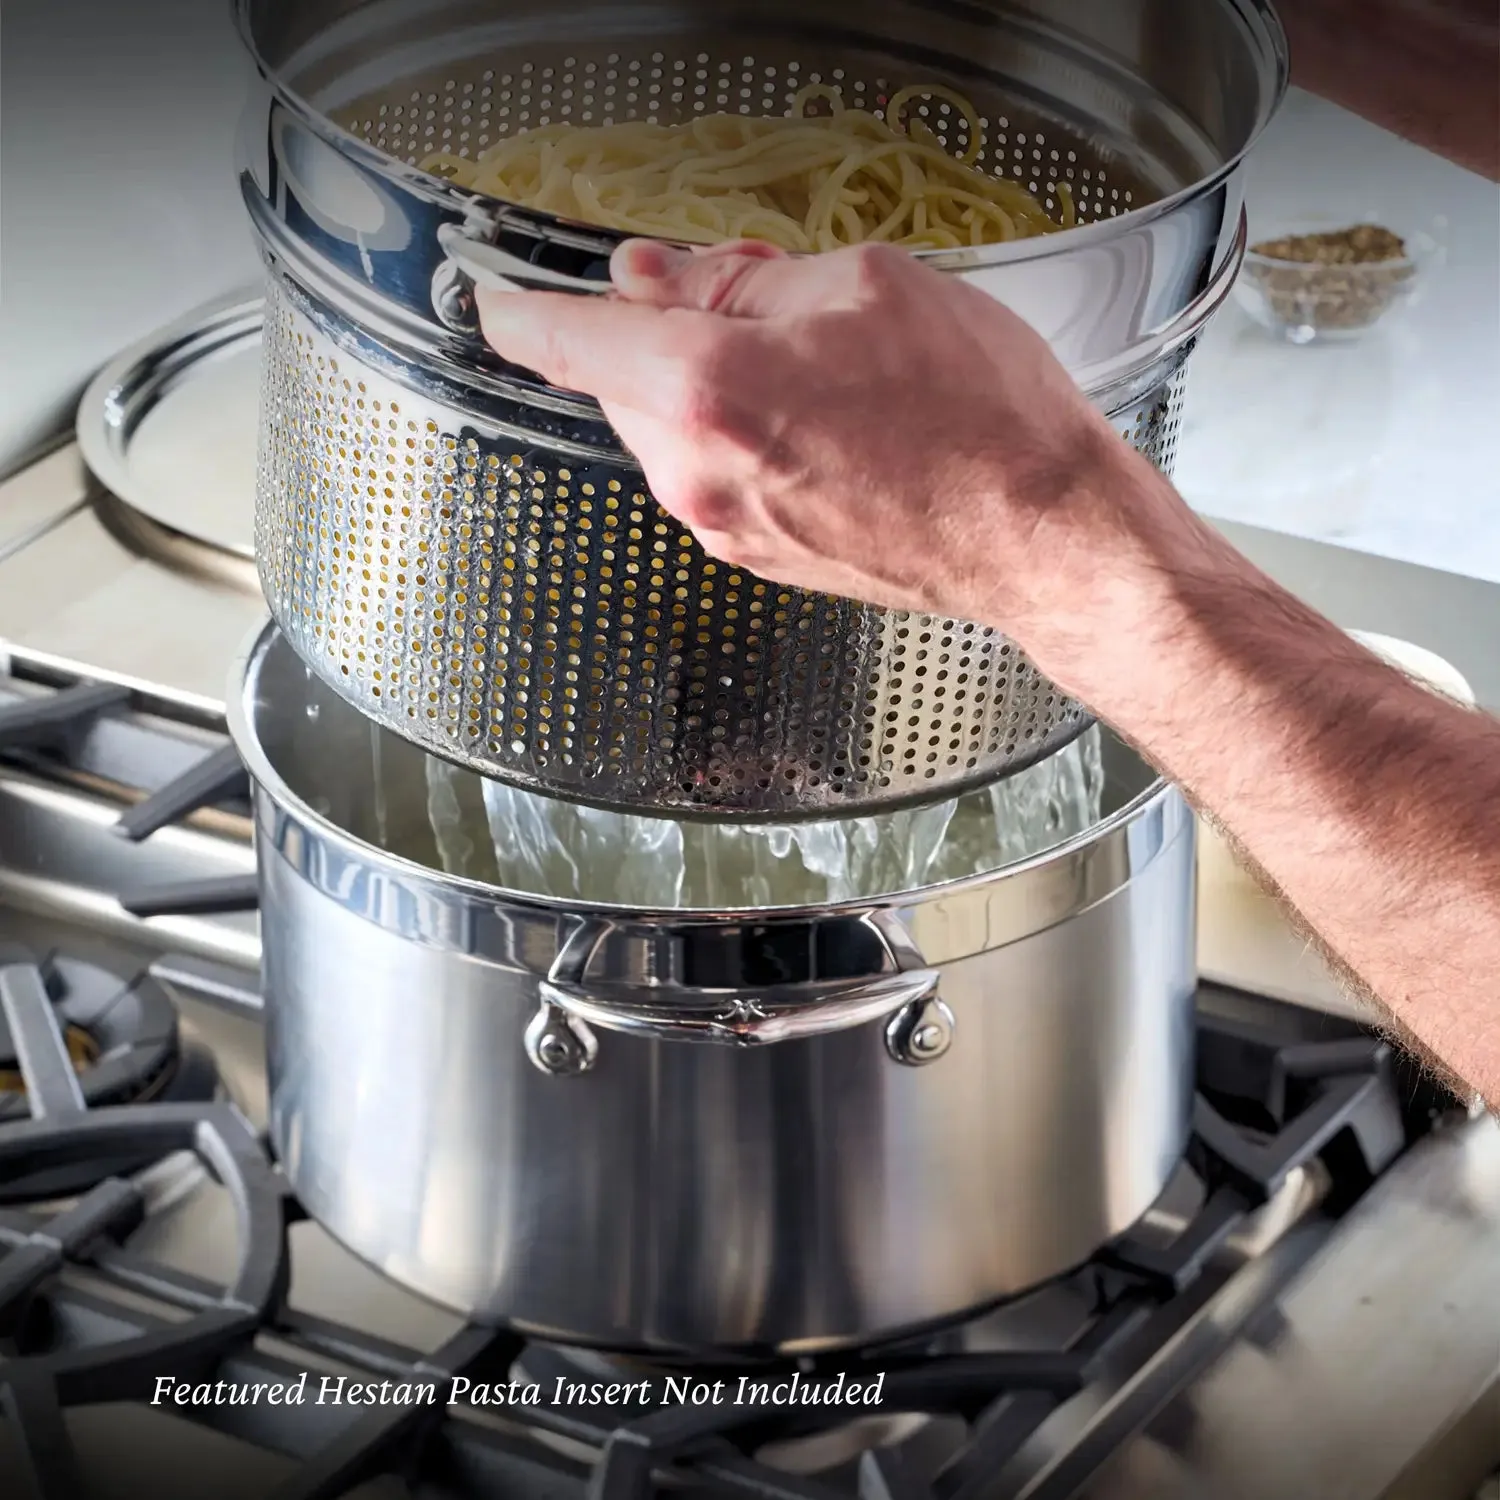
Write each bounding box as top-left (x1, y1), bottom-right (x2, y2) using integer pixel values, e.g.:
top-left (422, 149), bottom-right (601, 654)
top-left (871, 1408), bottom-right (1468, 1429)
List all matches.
top-left (256, 273), bottom-right (1199, 817)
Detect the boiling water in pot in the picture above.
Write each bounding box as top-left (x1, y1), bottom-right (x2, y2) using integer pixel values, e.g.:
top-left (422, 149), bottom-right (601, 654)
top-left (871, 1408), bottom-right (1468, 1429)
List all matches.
top-left (283, 644), bottom-right (1106, 908)
top-left (406, 727), bottom-right (1105, 908)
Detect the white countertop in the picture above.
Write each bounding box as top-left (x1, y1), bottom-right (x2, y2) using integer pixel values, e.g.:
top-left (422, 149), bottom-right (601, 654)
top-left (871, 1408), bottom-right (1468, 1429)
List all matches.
top-left (1176, 88), bottom-right (1500, 583)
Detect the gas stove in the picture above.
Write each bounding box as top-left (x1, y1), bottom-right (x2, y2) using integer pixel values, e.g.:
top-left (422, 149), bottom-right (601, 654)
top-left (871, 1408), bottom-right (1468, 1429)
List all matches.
top-left (0, 606), bottom-right (1496, 1500)
top-left (0, 424), bottom-right (1498, 1497)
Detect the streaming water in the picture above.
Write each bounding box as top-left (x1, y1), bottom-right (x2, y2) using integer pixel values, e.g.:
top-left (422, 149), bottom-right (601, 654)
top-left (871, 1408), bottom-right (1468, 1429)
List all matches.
top-left (369, 725), bottom-right (392, 852)
top-left (411, 727), bottom-right (1106, 908)
top-left (423, 739), bottom-right (475, 879)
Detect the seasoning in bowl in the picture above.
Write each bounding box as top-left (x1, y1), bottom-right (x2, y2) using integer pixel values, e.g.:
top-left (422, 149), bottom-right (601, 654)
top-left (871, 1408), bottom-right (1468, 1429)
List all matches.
top-left (1236, 222), bottom-right (1424, 343)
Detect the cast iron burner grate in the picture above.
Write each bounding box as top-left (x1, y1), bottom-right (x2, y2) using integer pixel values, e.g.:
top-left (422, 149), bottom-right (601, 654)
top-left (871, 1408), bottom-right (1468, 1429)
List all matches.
top-left (0, 950), bottom-right (221, 1201)
top-left (0, 956), bottom-right (1437, 1500)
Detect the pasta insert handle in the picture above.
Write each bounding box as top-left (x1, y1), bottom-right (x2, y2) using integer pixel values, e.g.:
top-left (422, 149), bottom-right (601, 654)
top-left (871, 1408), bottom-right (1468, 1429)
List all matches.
top-left (435, 221), bottom-right (615, 306)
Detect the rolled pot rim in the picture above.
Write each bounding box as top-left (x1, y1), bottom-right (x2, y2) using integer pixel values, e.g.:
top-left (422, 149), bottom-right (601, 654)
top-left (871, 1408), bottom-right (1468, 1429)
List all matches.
top-left (229, 617), bottom-right (1182, 925)
top-left (231, 0), bottom-right (1290, 281)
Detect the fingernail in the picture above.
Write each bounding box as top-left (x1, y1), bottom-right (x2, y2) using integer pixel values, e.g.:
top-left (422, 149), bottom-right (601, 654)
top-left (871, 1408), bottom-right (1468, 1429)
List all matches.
top-left (616, 239), bottom-right (691, 280)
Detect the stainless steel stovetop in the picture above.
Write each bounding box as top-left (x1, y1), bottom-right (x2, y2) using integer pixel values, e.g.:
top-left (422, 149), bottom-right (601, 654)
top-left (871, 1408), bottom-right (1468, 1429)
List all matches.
top-left (0, 446), bottom-right (1496, 1500)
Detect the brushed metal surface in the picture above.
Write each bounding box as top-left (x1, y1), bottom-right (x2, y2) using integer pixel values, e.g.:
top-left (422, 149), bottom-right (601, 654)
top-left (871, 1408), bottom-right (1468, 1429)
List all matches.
top-left (0, 444), bottom-right (92, 563)
top-left (0, 493), bottom-right (267, 716)
top-left (0, 768), bottom-right (258, 972)
top-left (232, 621), bottom-right (1198, 1353)
top-left (1054, 1116), bottom-right (1500, 1500)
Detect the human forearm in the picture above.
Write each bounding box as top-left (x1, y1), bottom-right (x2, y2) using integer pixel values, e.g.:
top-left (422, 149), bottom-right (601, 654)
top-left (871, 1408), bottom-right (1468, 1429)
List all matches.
top-left (477, 240), bottom-right (1500, 1101)
top-left (1031, 454), bottom-right (1500, 1103)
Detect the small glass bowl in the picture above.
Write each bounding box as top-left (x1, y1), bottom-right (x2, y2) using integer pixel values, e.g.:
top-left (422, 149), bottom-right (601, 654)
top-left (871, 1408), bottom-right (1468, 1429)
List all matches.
top-left (1233, 217), bottom-right (1439, 345)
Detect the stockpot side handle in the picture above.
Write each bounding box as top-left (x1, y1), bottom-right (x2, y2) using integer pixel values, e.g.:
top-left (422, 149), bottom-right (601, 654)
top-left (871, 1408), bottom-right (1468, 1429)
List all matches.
top-left (537, 967), bottom-right (942, 1048)
top-left (523, 913), bottom-right (956, 1074)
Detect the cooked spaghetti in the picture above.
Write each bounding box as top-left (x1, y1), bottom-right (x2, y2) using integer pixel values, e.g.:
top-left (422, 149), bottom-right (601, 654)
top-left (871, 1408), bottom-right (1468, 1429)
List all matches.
top-left (420, 83), bottom-right (1074, 251)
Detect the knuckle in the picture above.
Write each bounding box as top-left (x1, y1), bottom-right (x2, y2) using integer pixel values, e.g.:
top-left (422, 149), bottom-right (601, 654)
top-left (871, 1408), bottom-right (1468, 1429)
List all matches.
top-left (700, 238), bottom-right (783, 264)
top-left (538, 327), bottom-right (577, 390)
top-left (844, 241), bottom-right (907, 298)
top-left (692, 251), bottom-right (765, 314)
top-left (676, 381), bottom-right (730, 439)
top-left (674, 481), bottom-right (738, 534)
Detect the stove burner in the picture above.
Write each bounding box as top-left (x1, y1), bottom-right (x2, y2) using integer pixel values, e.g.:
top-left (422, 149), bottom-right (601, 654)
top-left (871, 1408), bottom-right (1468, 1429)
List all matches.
top-left (0, 1099), bottom-right (291, 1499)
top-left (0, 983), bottom-right (1451, 1500)
top-left (0, 948), bottom-right (219, 1200)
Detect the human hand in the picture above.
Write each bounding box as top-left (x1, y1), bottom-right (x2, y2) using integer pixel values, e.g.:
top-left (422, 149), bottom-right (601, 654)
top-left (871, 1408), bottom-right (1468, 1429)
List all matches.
top-left (475, 239), bottom-right (1173, 679)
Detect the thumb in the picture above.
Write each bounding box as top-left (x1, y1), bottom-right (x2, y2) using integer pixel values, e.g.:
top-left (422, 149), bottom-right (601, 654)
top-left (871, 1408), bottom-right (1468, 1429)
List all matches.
top-left (611, 237), bottom-right (853, 319)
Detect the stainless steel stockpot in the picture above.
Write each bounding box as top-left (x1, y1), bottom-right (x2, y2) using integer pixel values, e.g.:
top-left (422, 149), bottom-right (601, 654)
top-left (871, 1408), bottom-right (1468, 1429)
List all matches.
top-left (230, 621), bottom-right (1198, 1355)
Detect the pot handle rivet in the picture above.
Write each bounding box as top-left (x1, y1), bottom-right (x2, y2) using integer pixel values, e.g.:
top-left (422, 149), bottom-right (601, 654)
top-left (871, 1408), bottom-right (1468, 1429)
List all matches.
top-left (885, 994), bottom-right (956, 1067)
top-left (431, 258), bottom-right (478, 336)
top-left (525, 1002), bottom-right (599, 1077)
